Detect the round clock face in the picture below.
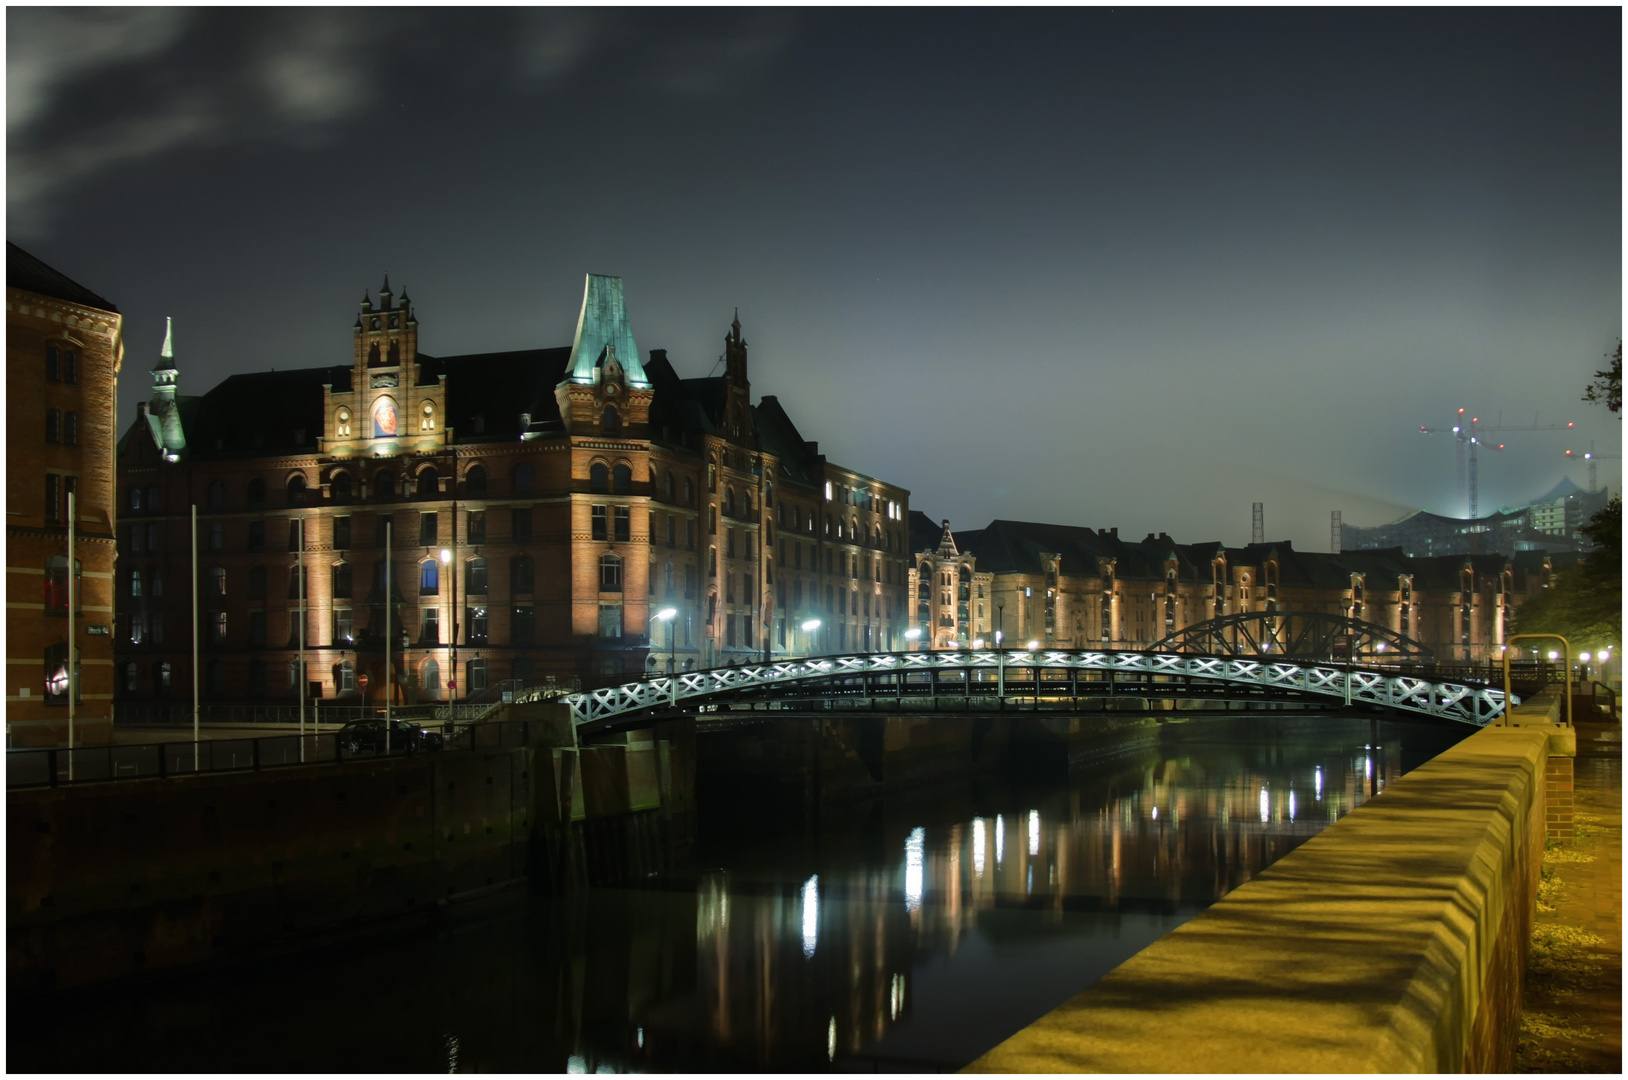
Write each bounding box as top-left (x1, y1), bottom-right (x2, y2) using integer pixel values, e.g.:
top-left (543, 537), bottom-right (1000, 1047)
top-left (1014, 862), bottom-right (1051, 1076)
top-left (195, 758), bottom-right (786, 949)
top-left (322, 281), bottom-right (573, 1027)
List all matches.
top-left (605, 383), bottom-right (620, 397)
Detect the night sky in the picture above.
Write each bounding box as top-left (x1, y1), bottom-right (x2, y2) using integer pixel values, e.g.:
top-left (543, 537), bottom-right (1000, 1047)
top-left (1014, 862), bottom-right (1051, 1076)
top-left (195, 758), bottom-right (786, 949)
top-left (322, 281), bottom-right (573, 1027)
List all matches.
top-left (10, 8), bottom-right (1620, 549)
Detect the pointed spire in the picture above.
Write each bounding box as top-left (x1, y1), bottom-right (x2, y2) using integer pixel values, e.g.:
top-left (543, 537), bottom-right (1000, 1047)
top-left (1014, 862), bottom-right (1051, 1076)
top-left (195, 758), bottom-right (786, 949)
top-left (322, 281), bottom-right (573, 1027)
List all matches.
top-left (937, 519), bottom-right (960, 557)
top-left (732, 307), bottom-right (741, 331)
top-left (361, 289), bottom-right (373, 312)
top-left (151, 316), bottom-right (178, 373)
top-left (379, 274), bottom-right (392, 309)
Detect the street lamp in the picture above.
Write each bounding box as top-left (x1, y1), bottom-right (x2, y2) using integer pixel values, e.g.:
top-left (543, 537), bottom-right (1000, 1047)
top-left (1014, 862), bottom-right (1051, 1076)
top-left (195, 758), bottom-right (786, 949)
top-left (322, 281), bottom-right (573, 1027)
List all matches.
top-left (440, 547), bottom-right (456, 703)
top-left (654, 607), bottom-right (678, 706)
top-left (904, 626), bottom-right (921, 653)
top-left (802, 618), bottom-right (822, 657)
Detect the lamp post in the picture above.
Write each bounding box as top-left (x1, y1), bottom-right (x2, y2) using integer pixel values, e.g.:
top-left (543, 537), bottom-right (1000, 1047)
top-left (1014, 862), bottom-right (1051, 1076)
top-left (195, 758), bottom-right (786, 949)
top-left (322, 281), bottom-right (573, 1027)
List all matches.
top-left (654, 607), bottom-right (678, 707)
top-left (440, 544), bottom-right (455, 706)
top-left (801, 618), bottom-right (822, 659)
top-left (996, 601), bottom-right (1005, 705)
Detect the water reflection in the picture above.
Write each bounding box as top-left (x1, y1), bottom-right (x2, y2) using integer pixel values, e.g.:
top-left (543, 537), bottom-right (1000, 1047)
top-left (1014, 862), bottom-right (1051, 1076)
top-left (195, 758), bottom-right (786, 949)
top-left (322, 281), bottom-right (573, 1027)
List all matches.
top-left (9, 717), bottom-right (1445, 1074)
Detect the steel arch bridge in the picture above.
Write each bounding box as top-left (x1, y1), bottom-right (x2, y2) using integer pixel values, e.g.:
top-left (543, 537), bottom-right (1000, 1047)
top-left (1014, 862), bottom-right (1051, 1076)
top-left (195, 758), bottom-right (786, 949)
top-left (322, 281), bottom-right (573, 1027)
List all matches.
top-left (560, 648), bottom-right (1511, 730)
top-left (1151, 611), bottom-right (1435, 661)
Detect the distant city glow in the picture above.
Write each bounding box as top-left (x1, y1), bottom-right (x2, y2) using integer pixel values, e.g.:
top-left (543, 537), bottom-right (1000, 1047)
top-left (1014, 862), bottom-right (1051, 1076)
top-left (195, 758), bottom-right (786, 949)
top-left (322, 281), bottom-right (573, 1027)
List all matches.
top-left (904, 828), bottom-right (925, 913)
top-left (801, 874), bottom-right (819, 958)
top-left (1028, 810), bottom-right (1040, 856)
top-left (972, 818), bottom-right (986, 876)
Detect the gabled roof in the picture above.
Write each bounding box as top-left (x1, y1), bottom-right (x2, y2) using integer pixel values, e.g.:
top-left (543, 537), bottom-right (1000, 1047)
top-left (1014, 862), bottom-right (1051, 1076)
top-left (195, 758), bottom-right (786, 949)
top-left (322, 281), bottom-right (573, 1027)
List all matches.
top-left (419, 347), bottom-right (572, 440)
top-left (7, 242), bottom-right (117, 312)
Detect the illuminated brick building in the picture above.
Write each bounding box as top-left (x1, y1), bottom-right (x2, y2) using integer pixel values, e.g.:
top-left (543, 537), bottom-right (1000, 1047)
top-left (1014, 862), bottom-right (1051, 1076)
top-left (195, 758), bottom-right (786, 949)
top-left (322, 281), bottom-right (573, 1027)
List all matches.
top-left (114, 275), bottom-right (910, 704)
top-left (910, 514), bottom-right (1556, 663)
top-left (6, 243), bottom-right (125, 746)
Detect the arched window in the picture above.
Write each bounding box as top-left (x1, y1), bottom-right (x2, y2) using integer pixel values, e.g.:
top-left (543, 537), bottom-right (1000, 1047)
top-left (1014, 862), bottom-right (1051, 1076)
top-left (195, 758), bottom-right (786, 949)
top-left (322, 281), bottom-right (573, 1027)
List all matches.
top-left (287, 474), bottom-right (307, 503)
top-left (420, 401), bottom-right (435, 432)
top-left (147, 485), bottom-right (160, 512)
top-left (420, 560), bottom-right (439, 595)
top-left (602, 406), bottom-right (620, 434)
top-left (612, 463), bottom-right (631, 494)
top-left (724, 487), bottom-right (736, 516)
top-left (130, 569), bottom-right (143, 598)
top-left (466, 465), bottom-right (487, 497)
top-left (376, 472), bottom-right (396, 499)
top-left (664, 473), bottom-right (675, 501)
top-left (128, 486), bottom-right (142, 511)
top-left (599, 553), bottom-right (623, 591)
top-left (210, 566), bottom-right (227, 597)
top-left (465, 557), bottom-right (488, 594)
top-left (765, 482), bottom-right (774, 507)
top-left (388, 341), bottom-right (400, 365)
top-left (683, 478), bottom-right (694, 505)
top-left (421, 657), bottom-right (441, 696)
top-left (512, 462), bottom-right (534, 495)
top-left (207, 480), bottom-right (226, 508)
top-left (368, 343), bottom-right (381, 365)
top-left (335, 408), bottom-right (352, 438)
top-left (590, 463), bottom-right (609, 493)
top-left (331, 473), bottom-right (352, 501)
top-left (417, 468), bottom-right (437, 499)
top-left (247, 477), bottom-right (265, 505)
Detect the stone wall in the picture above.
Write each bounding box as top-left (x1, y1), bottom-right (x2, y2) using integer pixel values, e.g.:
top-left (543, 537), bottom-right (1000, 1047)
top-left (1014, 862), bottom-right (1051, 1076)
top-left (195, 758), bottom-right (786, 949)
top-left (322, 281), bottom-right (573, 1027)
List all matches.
top-left (964, 714), bottom-right (1569, 1073)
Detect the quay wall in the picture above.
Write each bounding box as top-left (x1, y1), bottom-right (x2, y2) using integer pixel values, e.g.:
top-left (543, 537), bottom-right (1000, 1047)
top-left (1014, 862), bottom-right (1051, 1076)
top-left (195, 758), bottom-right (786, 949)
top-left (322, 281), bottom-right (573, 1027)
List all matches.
top-left (965, 695), bottom-right (1571, 1073)
top-left (7, 710), bottom-right (694, 993)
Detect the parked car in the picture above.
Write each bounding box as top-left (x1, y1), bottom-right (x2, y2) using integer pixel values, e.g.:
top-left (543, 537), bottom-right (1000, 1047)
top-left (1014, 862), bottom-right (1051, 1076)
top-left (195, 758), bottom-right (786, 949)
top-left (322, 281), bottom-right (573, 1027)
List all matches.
top-left (338, 719), bottom-right (445, 755)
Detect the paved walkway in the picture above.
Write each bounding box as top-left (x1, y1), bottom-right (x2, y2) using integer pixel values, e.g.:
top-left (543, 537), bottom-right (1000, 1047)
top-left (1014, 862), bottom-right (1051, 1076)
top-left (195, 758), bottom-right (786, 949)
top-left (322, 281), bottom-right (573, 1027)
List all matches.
top-left (1517, 715), bottom-right (1621, 1073)
top-left (108, 724), bottom-right (342, 744)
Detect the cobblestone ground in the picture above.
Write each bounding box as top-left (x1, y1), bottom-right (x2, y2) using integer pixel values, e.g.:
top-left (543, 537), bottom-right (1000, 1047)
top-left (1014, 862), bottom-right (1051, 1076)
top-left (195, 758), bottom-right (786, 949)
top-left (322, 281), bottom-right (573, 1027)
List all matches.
top-left (1517, 716), bottom-right (1621, 1073)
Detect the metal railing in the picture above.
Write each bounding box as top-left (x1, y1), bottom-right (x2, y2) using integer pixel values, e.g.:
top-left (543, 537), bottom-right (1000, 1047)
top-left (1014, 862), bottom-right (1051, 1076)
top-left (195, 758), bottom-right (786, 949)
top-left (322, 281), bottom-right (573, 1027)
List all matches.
top-left (6, 716), bottom-right (543, 790)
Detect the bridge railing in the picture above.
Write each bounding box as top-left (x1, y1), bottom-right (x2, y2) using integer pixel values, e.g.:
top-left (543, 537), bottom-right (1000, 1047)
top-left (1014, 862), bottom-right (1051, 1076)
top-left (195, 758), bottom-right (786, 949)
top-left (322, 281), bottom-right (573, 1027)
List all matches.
top-left (6, 716), bottom-right (543, 791)
top-left (561, 648), bottom-right (1515, 728)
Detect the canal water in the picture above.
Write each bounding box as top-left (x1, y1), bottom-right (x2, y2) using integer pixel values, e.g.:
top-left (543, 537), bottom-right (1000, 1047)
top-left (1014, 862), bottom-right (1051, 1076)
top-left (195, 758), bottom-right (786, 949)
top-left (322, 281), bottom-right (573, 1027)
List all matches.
top-left (8, 714), bottom-right (1463, 1073)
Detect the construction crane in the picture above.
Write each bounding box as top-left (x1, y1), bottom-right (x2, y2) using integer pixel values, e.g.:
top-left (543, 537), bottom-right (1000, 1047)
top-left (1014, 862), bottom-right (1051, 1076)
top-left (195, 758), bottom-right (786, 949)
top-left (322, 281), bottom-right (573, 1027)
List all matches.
top-left (1564, 441), bottom-right (1621, 494)
top-left (1419, 409), bottom-right (1575, 518)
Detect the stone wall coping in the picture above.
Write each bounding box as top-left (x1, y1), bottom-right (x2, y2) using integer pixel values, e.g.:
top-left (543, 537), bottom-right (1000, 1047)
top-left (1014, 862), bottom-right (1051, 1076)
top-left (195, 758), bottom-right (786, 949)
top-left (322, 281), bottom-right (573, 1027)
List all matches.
top-left (963, 723), bottom-right (1550, 1073)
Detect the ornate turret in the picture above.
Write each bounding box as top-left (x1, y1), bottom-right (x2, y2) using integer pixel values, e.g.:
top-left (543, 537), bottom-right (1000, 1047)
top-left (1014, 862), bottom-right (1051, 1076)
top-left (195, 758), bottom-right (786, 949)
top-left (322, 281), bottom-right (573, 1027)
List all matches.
top-left (720, 308), bottom-right (754, 443)
top-left (556, 274), bottom-right (654, 436)
top-left (148, 317), bottom-right (186, 455)
top-left (937, 519), bottom-right (959, 558)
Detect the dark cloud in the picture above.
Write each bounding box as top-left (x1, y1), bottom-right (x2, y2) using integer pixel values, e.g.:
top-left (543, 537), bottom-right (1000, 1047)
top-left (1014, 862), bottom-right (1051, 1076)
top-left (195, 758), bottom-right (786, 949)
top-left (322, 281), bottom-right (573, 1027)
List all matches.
top-left (7, 8), bottom-right (1619, 549)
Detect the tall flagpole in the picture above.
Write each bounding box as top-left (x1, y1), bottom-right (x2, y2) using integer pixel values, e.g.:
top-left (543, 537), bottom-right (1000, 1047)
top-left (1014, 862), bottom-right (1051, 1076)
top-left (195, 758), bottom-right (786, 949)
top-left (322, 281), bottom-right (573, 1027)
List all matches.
top-left (192, 504), bottom-right (200, 768)
top-left (385, 519), bottom-right (392, 753)
top-left (298, 516), bottom-right (306, 760)
top-left (66, 490), bottom-right (75, 778)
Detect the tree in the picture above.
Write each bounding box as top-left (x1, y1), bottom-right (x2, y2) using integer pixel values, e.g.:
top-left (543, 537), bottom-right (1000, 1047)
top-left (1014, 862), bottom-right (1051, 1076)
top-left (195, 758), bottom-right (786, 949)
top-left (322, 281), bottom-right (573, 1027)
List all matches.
top-left (1514, 497), bottom-right (1620, 651)
top-left (1582, 340), bottom-right (1621, 414)
top-left (1518, 348), bottom-right (1622, 650)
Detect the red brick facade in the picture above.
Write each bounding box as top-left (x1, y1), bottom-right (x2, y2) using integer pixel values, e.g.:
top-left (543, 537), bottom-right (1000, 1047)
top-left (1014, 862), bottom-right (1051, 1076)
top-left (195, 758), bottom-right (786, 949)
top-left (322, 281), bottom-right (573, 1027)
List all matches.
top-left (6, 246), bottom-right (124, 746)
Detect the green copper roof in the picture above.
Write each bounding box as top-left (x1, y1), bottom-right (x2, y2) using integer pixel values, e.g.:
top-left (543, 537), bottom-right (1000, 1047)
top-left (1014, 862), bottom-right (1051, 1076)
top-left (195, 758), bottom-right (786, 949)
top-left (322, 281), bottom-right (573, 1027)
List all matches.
top-left (152, 315), bottom-right (177, 373)
top-left (564, 274), bottom-right (649, 387)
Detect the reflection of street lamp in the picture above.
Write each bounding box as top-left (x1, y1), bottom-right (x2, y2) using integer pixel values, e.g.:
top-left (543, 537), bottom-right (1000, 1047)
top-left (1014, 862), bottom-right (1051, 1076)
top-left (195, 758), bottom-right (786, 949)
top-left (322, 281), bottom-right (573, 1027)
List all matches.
top-left (802, 618), bottom-right (822, 656)
top-left (904, 626), bottom-right (921, 653)
top-left (654, 607), bottom-right (678, 706)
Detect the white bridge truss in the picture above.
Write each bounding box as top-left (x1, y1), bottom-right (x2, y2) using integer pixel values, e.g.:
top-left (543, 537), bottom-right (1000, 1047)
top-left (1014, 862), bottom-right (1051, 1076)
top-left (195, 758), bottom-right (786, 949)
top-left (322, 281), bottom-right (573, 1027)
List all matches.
top-left (562, 649), bottom-right (1513, 728)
